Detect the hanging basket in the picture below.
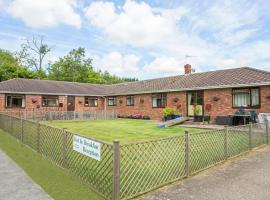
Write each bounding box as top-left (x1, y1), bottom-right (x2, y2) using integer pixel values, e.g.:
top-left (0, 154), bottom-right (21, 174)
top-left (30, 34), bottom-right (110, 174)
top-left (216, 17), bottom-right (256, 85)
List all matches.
top-left (31, 97), bottom-right (38, 104)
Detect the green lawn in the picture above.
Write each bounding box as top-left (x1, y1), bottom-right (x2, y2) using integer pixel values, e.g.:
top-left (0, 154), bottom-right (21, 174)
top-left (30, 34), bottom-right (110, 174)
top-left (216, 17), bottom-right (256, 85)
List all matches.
top-left (0, 129), bottom-right (104, 200)
top-left (42, 119), bottom-right (202, 143)
top-left (0, 117), bottom-right (267, 200)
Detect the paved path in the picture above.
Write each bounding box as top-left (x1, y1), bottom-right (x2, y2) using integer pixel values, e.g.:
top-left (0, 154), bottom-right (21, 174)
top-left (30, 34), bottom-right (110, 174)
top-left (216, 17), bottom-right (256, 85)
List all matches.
top-left (140, 146), bottom-right (270, 200)
top-left (0, 150), bottom-right (53, 200)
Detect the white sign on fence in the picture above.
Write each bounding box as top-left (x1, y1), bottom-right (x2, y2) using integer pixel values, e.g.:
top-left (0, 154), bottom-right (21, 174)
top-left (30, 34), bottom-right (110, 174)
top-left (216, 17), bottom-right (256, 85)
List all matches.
top-left (73, 135), bottom-right (101, 161)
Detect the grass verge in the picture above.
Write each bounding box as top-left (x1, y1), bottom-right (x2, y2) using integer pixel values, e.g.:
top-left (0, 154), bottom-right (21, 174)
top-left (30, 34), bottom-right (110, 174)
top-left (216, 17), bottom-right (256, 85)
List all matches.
top-left (0, 129), bottom-right (104, 200)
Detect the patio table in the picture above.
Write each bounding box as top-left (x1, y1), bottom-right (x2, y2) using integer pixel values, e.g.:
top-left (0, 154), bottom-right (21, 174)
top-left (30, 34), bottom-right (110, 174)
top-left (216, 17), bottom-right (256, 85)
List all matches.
top-left (229, 114), bottom-right (251, 125)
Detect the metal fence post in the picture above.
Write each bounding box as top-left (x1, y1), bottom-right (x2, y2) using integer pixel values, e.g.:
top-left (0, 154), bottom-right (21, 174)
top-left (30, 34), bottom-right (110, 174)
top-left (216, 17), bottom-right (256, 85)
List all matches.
top-left (266, 120), bottom-right (269, 144)
top-left (36, 122), bottom-right (41, 153)
top-left (62, 128), bottom-right (68, 168)
top-left (185, 131), bottom-right (190, 177)
top-left (10, 116), bottom-right (13, 135)
top-left (21, 118), bottom-right (24, 142)
top-left (49, 112), bottom-right (52, 122)
top-left (113, 140), bottom-right (120, 200)
top-left (249, 123), bottom-right (252, 150)
top-left (224, 126), bottom-right (228, 159)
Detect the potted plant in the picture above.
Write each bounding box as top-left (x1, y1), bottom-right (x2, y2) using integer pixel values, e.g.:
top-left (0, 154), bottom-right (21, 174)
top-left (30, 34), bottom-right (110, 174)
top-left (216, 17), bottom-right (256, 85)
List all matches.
top-left (193, 105), bottom-right (203, 122)
top-left (162, 107), bottom-right (181, 121)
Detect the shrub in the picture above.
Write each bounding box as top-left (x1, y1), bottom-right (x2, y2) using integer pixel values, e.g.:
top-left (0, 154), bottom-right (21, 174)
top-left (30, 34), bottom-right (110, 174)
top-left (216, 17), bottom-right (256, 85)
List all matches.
top-left (132, 113), bottom-right (142, 119)
top-left (142, 116), bottom-right (150, 120)
top-left (193, 105), bottom-right (202, 116)
top-left (162, 107), bottom-right (180, 117)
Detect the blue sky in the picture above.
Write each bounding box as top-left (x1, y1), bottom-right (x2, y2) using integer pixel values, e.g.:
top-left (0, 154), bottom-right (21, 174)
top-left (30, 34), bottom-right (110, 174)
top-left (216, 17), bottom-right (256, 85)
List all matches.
top-left (0, 0), bottom-right (270, 80)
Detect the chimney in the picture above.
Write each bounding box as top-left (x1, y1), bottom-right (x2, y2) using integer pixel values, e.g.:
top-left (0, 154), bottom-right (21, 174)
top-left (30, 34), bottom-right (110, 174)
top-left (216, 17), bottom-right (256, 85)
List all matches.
top-left (184, 64), bottom-right (192, 74)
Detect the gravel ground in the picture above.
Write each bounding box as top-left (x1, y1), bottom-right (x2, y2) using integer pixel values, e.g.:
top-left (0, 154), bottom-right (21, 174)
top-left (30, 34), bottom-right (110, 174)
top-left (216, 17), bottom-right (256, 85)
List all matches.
top-left (0, 150), bottom-right (53, 200)
top-left (140, 146), bottom-right (270, 200)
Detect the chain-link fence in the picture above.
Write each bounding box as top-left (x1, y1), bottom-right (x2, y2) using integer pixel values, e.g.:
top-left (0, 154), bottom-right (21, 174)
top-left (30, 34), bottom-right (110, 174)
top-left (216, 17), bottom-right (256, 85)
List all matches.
top-left (0, 114), bottom-right (114, 200)
top-left (119, 122), bottom-right (269, 199)
top-left (0, 110), bottom-right (117, 121)
top-left (0, 113), bottom-right (269, 200)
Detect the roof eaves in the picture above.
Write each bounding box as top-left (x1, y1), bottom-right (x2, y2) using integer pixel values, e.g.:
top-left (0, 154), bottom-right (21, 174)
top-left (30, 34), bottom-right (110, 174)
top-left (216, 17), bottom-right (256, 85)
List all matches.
top-left (108, 82), bottom-right (270, 96)
top-left (1, 91), bottom-right (106, 96)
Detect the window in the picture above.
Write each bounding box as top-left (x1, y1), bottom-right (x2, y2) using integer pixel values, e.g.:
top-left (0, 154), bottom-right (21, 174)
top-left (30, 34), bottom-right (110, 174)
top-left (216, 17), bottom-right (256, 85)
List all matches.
top-left (108, 96), bottom-right (117, 106)
top-left (152, 93), bottom-right (167, 108)
top-left (232, 88), bottom-right (260, 108)
top-left (42, 96), bottom-right (59, 107)
top-left (126, 95), bottom-right (134, 106)
top-left (85, 97), bottom-right (98, 107)
top-left (5, 94), bottom-right (25, 108)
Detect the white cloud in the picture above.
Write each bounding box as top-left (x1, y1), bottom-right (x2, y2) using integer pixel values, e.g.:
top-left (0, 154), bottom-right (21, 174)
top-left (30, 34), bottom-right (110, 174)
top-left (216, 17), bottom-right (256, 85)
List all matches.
top-left (93, 51), bottom-right (141, 77)
top-left (0, 0), bottom-right (8, 13)
top-left (7, 0), bottom-right (81, 28)
top-left (2, 0), bottom-right (270, 79)
top-left (190, 1), bottom-right (262, 46)
top-left (85, 0), bottom-right (187, 47)
top-left (143, 57), bottom-right (183, 76)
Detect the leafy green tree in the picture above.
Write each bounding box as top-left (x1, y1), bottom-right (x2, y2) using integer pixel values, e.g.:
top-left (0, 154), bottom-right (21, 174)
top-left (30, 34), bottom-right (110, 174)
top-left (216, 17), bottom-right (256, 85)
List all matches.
top-left (48, 47), bottom-right (137, 84)
top-left (0, 49), bottom-right (35, 82)
top-left (48, 47), bottom-right (96, 82)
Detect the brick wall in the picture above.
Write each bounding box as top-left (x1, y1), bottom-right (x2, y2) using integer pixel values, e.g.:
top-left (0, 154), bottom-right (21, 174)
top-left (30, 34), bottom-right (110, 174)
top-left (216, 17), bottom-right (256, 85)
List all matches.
top-left (0, 94), bottom-right (68, 112)
top-left (106, 92), bottom-right (186, 120)
top-left (204, 86), bottom-right (270, 121)
top-left (257, 86), bottom-right (270, 113)
top-left (204, 88), bottom-right (234, 120)
top-left (75, 96), bottom-right (104, 111)
top-left (1, 86), bottom-right (270, 121)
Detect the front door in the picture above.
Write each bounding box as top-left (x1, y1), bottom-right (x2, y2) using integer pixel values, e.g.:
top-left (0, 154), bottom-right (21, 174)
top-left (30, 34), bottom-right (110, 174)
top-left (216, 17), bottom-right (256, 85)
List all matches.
top-left (187, 91), bottom-right (204, 116)
top-left (67, 96), bottom-right (75, 111)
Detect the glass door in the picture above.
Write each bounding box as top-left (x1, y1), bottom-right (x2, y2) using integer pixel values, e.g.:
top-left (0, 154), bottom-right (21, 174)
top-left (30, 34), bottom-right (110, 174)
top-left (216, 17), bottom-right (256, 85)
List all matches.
top-left (187, 91), bottom-right (203, 116)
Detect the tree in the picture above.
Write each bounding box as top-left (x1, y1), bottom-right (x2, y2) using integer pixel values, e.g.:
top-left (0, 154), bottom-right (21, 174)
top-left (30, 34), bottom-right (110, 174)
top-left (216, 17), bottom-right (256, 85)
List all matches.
top-left (16, 35), bottom-right (51, 78)
top-left (48, 47), bottom-right (96, 82)
top-left (0, 49), bottom-right (35, 81)
top-left (48, 47), bottom-right (137, 84)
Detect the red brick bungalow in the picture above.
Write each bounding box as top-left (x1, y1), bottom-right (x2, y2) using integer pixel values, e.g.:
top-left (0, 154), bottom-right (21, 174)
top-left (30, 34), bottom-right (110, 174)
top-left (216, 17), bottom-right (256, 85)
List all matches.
top-left (1, 65), bottom-right (270, 122)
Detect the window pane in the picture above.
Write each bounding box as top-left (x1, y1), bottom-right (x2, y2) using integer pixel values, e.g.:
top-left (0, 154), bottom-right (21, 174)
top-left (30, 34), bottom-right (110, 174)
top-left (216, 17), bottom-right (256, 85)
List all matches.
top-left (89, 99), bottom-right (97, 106)
top-left (152, 96), bottom-right (157, 107)
top-left (42, 96), bottom-right (58, 107)
top-left (47, 99), bottom-right (58, 106)
top-left (251, 88), bottom-right (259, 106)
top-left (233, 93), bottom-right (250, 107)
top-left (233, 89), bottom-right (249, 94)
top-left (108, 97), bottom-right (116, 106)
top-left (152, 93), bottom-right (166, 108)
top-left (85, 97), bottom-right (98, 107)
top-left (126, 96), bottom-right (134, 106)
top-left (6, 96), bottom-right (12, 107)
top-left (6, 95), bottom-right (24, 108)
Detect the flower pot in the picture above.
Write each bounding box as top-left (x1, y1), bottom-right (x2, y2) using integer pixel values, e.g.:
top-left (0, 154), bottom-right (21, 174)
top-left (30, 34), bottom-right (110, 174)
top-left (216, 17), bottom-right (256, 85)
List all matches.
top-left (203, 115), bottom-right (210, 122)
top-left (175, 114), bottom-right (182, 119)
top-left (194, 116), bottom-right (203, 122)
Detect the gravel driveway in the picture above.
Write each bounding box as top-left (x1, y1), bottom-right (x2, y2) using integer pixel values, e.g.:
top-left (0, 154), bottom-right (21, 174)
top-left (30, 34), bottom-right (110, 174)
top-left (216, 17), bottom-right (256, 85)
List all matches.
top-left (140, 146), bottom-right (270, 200)
top-left (0, 150), bottom-right (53, 200)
